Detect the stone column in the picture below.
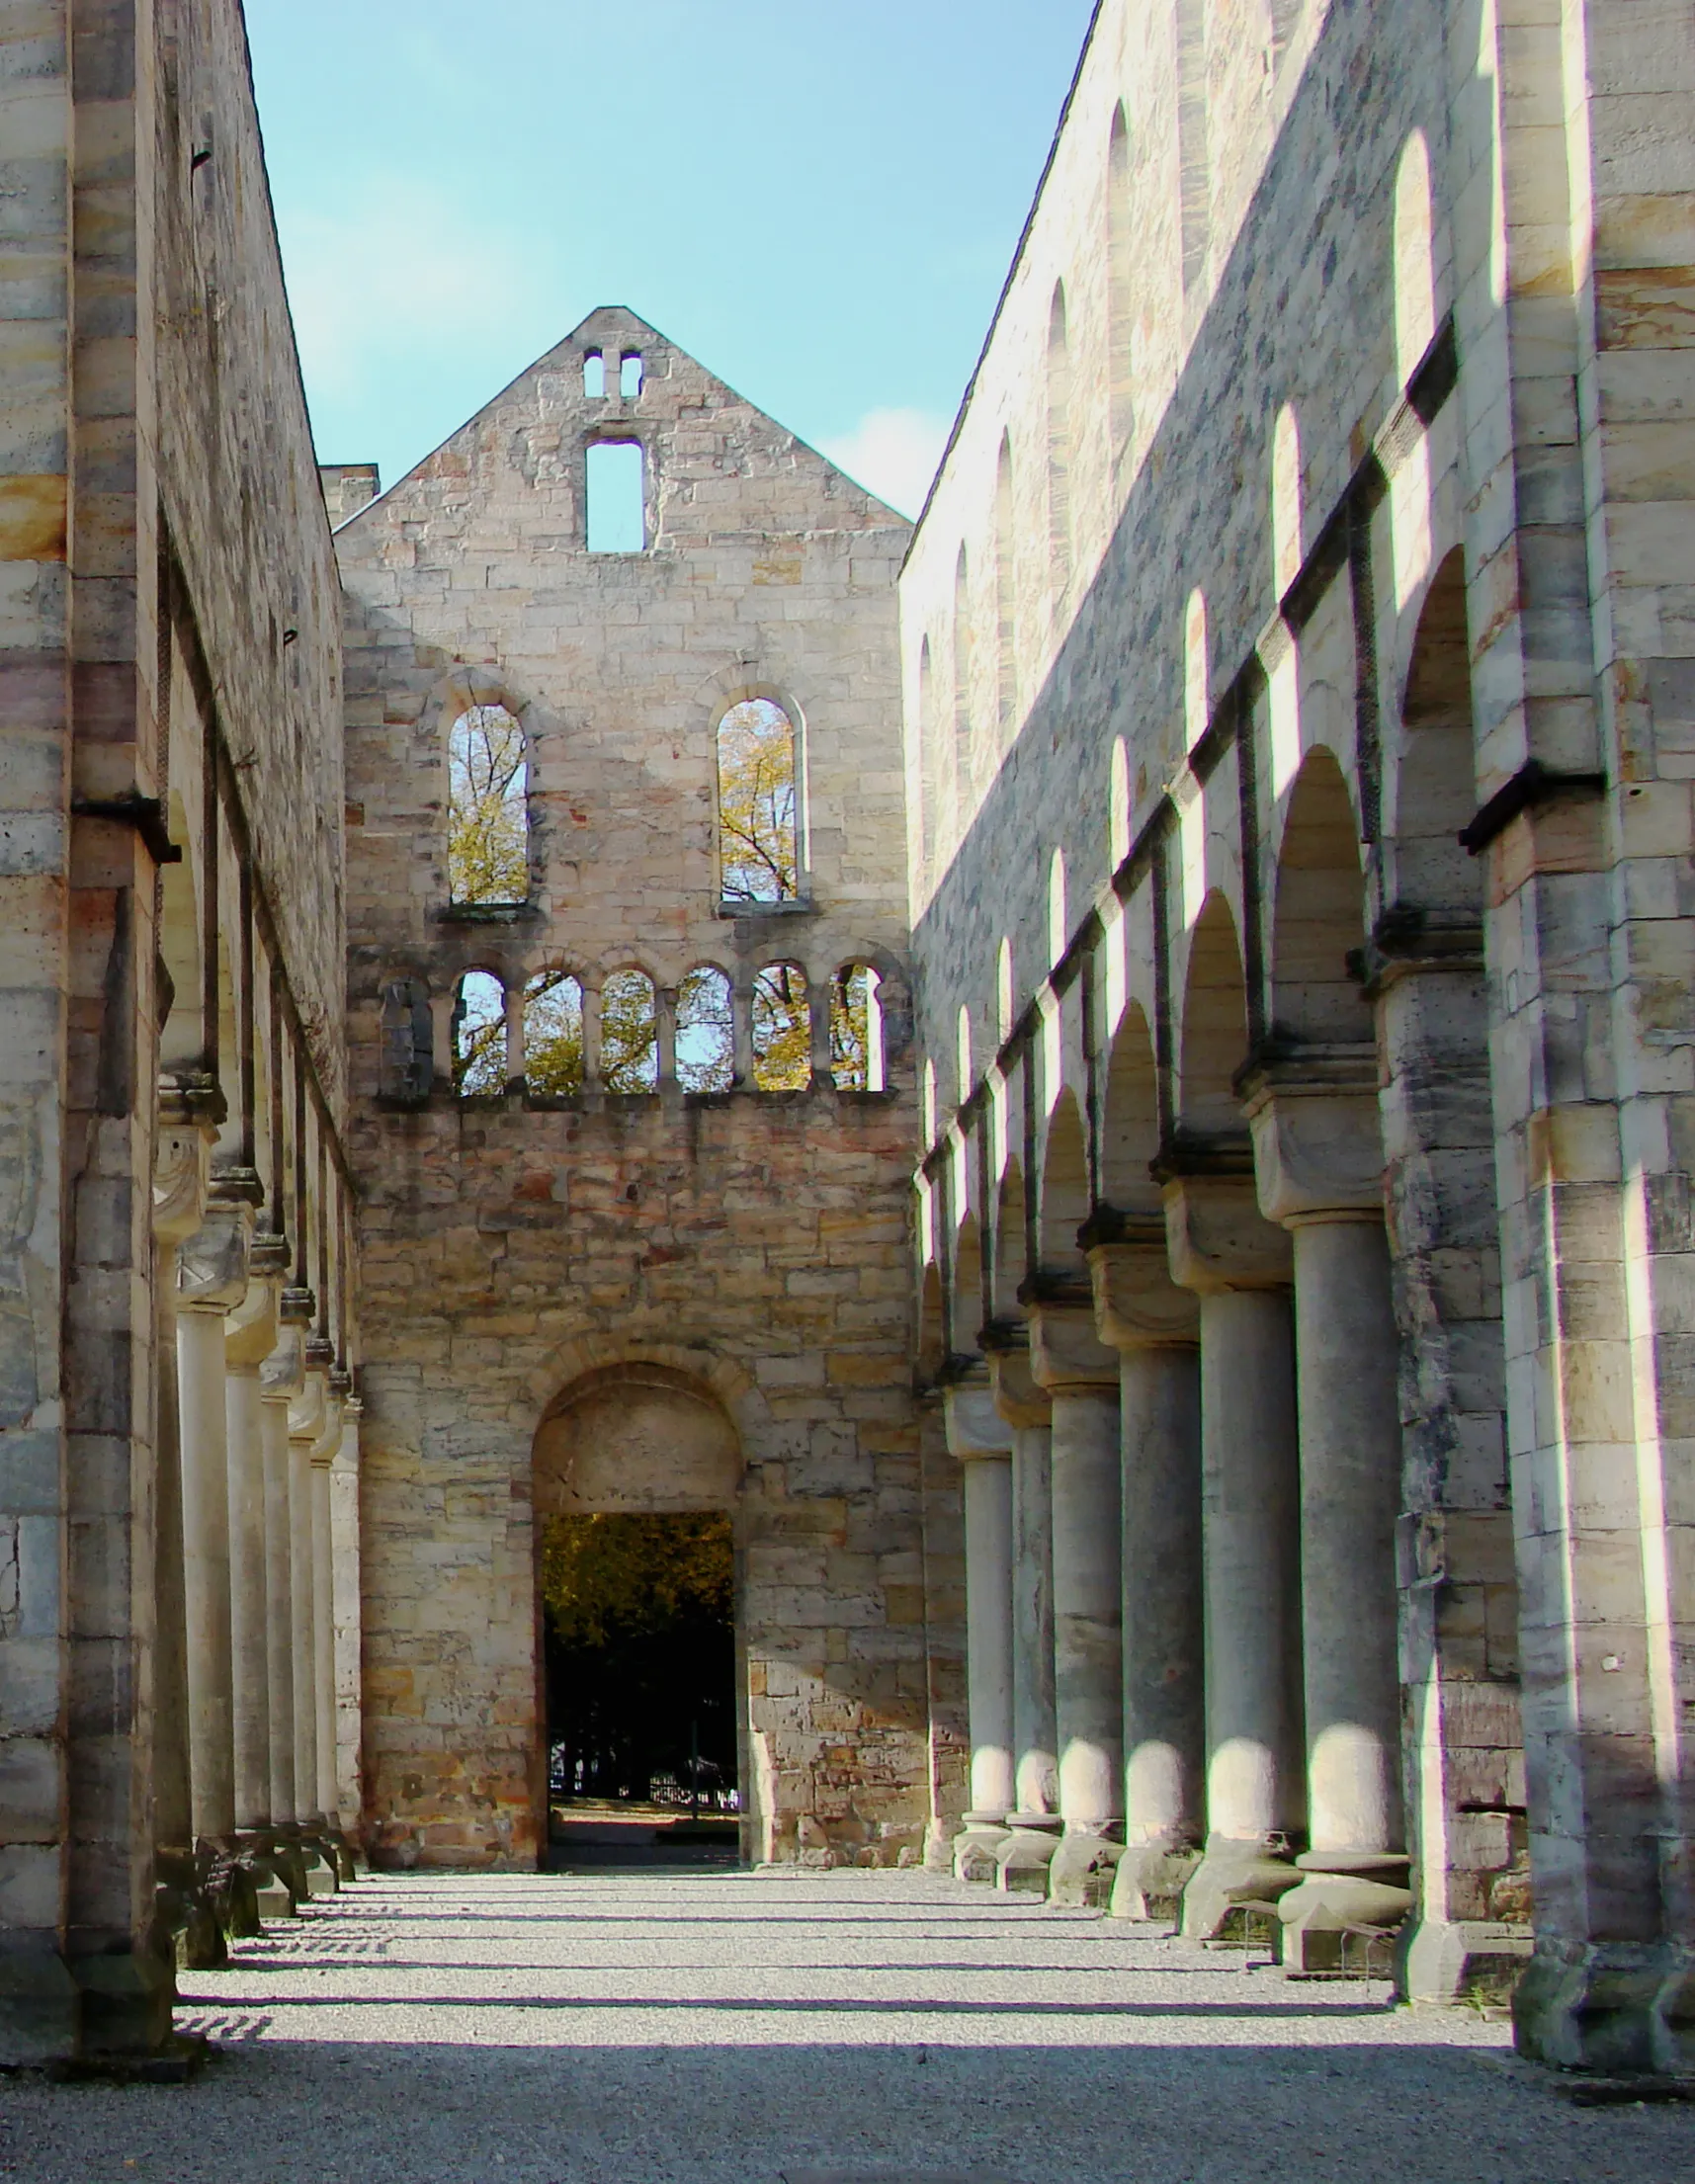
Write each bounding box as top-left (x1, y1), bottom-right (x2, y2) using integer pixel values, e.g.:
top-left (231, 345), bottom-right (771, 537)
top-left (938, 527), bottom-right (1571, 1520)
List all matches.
top-left (1027, 1296), bottom-right (1123, 1904)
top-left (223, 1236), bottom-right (286, 1834)
top-left (260, 1299), bottom-right (307, 1836)
top-left (1163, 1161), bottom-right (1304, 1939)
top-left (331, 1396), bottom-right (365, 1836)
top-left (287, 1350), bottom-right (326, 1824)
top-left (986, 1334), bottom-right (1059, 1822)
top-left (312, 1373), bottom-right (348, 1830)
top-left (942, 1376), bottom-right (1016, 1875)
top-left (174, 1195), bottom-right (252, 1847)
top-left (1246, 1061), bottom-right (1412, 1963)
top-left (1088, 1221), bottom-right (1205, 1920)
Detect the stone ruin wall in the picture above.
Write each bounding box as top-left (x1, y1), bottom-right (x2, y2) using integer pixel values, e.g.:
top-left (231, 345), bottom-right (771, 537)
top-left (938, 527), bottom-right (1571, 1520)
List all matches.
top-left (334, 311), bottom-right (939, 1867)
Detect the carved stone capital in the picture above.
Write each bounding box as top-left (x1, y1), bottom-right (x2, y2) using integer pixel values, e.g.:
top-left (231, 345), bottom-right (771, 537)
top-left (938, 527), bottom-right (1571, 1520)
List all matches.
top-left (1239, 1048), bottom-right (1384, 1227)
top-left (176, 1200), bottom-right (252, 1314)
top-left (152, 1124), bottom-right (211, 1247)
top-left (1087, 1226), bottom-right (1199, 1351)
top-left (224, 1272), bottom-right (281, 1371)
top-left (1161, 1174), bottom-right (1293, 1295)
top-left (279, 1286), bottom-right (315, 1328)
top-left (943, 1377), bottom-right (1015, 1462)
top-left (288, 1366), bottom-right (327, 1446)
top-left (333, 1396), bottom-right (364, 1474)
top-left (1026, 1302), bottom-right (1120, 1396)
top-left (260, 1324), bottom-right (305, 1404)
top-left (982, 1334), bottom-right (1052, 1429)
top-left (309, 1391), bottom-right (345, 1470)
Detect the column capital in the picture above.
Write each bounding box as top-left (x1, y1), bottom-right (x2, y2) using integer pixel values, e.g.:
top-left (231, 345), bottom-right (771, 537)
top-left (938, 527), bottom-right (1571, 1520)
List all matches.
top-left (260, 1323), bottom-right (305, 1405)
top-left (224, 1267), bottom-right (282, 1371)
top-left (309, 1391), bottom-right (345, 1471)
top-left (981, 1324), bottom-right (1053, 1428)
top-left (1239, 1047), bottom-right (1384, 1227)
top-left (176, 1198), bottom-right (252, 1314)
top-left (1085, 1217), bottom-right (1199, 1352)
top-left (1026, 1297), bottom-right (1120, 1395)
top-left (1160, 1159), bottom-right (1293, 1295)
top-left (943, 1374), bottom-right (1015, 1462)
top-left (152, 1120), bottom-right (211, 1246)
top-left (288, 1364), bottom-right (327, 1447)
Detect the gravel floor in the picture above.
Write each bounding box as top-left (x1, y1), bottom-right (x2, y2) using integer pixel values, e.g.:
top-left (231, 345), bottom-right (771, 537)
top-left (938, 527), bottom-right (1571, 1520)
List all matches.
top-left (3, 1867), bottom-right (1692, 2183)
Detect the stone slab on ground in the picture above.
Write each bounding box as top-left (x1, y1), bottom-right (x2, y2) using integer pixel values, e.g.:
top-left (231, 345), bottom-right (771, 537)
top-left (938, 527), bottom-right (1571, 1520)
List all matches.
top-left (1, 1871), bottom-right (1692, 2183)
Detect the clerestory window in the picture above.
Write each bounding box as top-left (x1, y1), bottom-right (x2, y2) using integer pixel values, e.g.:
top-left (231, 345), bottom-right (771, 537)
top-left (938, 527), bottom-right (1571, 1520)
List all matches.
top-left (717, 698), bottom-right (800, 905)
top-left (448, 705), bottom-right (529, 907)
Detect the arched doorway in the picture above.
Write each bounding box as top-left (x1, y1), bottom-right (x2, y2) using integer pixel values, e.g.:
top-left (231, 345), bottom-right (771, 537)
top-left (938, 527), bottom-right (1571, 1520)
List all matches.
top-left (532, 1363), bottom-right (745, 1866)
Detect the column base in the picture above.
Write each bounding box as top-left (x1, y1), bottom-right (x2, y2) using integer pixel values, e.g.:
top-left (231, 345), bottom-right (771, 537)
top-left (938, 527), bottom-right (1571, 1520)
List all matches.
top-left (1277, 1871), bottom-right (1413, 1978)
top-left (993, 1821), bottom-right (1064, 1894)
top-left (1514, 1942), bottom-right (1695, 2077)
top-left (0, 1946), bottom-right (82, 2067)
top-left (1110, 1841), bottom-right (1202, 1922)
top-left (201, 1840), bottom-right (264, 1941)
top-left (1179, 1838), bottom-right (1302, 1941)
top-left (952, 1816), bottom-right (1012, 1883)
top-left (1047, 1829), bottom-right (1125, 1909)
top-left (154, 1850), bottom-right (226, 1972)
top-left (922, 1818), bottom-right (961, 1874)
top-left (1399, 1916), bottom-right (1533, 2008)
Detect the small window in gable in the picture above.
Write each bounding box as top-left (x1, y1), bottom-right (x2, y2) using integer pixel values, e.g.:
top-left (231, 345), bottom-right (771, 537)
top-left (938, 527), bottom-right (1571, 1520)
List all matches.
top-left (830, 964), bottom-right (885, 1092)
top-left (717, 698), bottom-right (800, 904)
top-left (751, 963), bottom-right (810, 1091)
top-left (586, 439), bottom-right (645, 551)
top-left (600, 968), bottom-right (658, 1093)
top-left (448, 705), bottom-right (529, 906)
top-left (677, 965), bottom-right (733, 1092)
top-left (524, 968), bottom-right (584, 1095)
top-left (620, 351), bottom-right (644, 398)
top-left (583, 350), bottom-right (606, 397)
top-left (453, 970), bottom-right (507, 1095)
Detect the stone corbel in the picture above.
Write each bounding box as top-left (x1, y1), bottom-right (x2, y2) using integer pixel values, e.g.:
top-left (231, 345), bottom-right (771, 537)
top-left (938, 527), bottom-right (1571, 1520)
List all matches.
top-left (1083, 1213), bottom-right (1200, 1353)
top-left (1238, 1047), bottom-right (1385, 1228)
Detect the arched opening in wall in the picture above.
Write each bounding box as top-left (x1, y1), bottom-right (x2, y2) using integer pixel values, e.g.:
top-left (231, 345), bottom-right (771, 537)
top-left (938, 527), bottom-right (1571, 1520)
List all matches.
top-left (601, 968), bottom-right (658, 1094)
top-left (1099, 1003), bottom-right (1160, 1216)
top-left (830, 963), bottom-right (885, 1091)
top-left (452, 969), bottom-right (508, 1095)
top-left (448, 705), bottom-right (530, 908)
top-left (380, 976), bottom-right (432, 1101)
top-left (1176, 893), bottom-right (1249, 1141)
top-left (1047, 283), bottom-right (1072, 595)
top-left (524, 967), bottom-right (585, 1096)
top-left (677, 965), bottom-right (734, 1093)
top-left (953, 546), bottom-right (975, 804)
top-left (994, 435), bottom-right (1018, 735)
top-left (586, 438), bottom-right (646, 552)
top-left (750, 962), bottom-right (810, 1091)
top-left (1396, 548), bottom-right (1478, 915)
top-left (1270, 748), bottom-right (1371, 1047)
top-left (1038, 1092), bottom-right (1090, 1281)
top-left (534, 1365), bottom-right (743, 1866)
top-left (717, 698), bottom-right (801, 904)
top-left (583, 350), bottom-right (606, 398)
top-left (952, 1214), bottom-right (984, 1358)
top-left (992, 1156), bottom-right (1028, 1320)
top-left (1107, 105), bottom-right (1136, 451)
top-left (1176, 0), bottom-right (1211, 295)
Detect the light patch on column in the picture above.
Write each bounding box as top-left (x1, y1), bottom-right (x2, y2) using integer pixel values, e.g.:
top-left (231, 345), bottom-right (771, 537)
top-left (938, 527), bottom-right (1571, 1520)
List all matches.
top-left (1184, 587), bottom-right (1209, 754)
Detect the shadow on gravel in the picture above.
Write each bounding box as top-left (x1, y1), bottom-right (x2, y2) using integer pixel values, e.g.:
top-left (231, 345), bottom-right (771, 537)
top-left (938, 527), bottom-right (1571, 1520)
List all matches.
top-left (3, 2040), bottom-right (1694, 2184)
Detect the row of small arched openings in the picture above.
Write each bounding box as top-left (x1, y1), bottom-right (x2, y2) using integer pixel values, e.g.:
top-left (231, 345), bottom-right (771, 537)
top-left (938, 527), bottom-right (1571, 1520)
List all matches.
top-left (380, 959), bottom-right (905, 1102)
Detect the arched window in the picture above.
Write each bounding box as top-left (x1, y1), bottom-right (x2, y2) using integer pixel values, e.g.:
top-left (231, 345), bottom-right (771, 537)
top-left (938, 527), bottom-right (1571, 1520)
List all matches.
top-left (830, 964), bottom-right (885, 1092)
top-left (452, 970), bottom-right (507, 1095)
top-left (994, 435), bottom-right (1017, 733)
top-left (717, 698), bottom-right (800, 904)
top-left (1107, 106), bottom-right (1135, 450)
top-left (524, 968), bottom-right (584, 1096)
top-left (380, 977), bottom-right (432, 1101)
top-left (448, 705), bottom-right (529, 907)
top-left (600, 968), bottom-right (657, 1093)
top-left (677, 965), bottom-right (734, 1093)
top-left (953, 546), bottom-right (974, 798)
top-left (751, 962), bottom-right (809, 1090)
top-left (1047, 284), bottom-right (1071, 593)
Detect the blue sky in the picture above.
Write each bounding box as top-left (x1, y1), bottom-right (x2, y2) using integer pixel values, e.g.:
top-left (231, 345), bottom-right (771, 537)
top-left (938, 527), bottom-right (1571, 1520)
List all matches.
top-left (243, 1), bottom-right (1099, 519)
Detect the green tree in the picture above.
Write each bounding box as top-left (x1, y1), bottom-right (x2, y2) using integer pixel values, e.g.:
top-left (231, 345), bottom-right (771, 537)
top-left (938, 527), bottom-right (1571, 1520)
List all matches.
top-left (540, 1511), bottom-right (733, 1647)
top-left (829, 964), bottom-right (877, 1090)
top-left (601, 968), bottom-right (658, 1093)
top-left (718, 699), bottom-right (799, 904)
top-left (751, 962), bottom-right (810, 1089)
top-left (677, 966), bottom-right (733, 1092)
top-left (524, 969), bottom-right (584, 1095)
top-left (452, 971), bottom-right (507, 1094)
top-left (449, 705), bottom-right (529, 906)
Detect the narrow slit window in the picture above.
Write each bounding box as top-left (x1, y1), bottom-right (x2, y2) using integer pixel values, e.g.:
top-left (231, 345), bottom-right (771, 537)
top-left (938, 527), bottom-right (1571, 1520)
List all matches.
top-left (524, 968), bottom-right (584, 1096)
top-left (717, 698), bottom-right (799, 903)
top-left (583, 350), bottom-right (606, 398)
top-left (586, 440), bottom-right (645, 552)
top-left (600, 968), bottom-right (658, 1093)
top-left (751, 963), bottom-right (810, 1091)
top-left (453, 970), bottom-right (507, 1095)
top-left (620, 351), bottom-right (643, 398)
top-left (448, 705), bottom-right (529, 906)
top-left (830, 964), bottom-right (884, 1092)
top-left (677, 966), bottom-right (734, 1093)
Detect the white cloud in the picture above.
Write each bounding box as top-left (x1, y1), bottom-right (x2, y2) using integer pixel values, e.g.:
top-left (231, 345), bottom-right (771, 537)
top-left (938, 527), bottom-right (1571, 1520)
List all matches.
top-left (819, 407), bottom-right (951, 521)
top-left (275, 178), bottom-right (535, 406)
